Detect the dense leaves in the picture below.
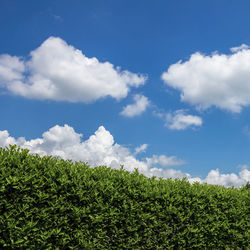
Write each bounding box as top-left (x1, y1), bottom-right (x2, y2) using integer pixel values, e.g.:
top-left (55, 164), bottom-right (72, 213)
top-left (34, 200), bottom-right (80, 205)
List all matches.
top-left (0, 145), bottom-right (249, 248)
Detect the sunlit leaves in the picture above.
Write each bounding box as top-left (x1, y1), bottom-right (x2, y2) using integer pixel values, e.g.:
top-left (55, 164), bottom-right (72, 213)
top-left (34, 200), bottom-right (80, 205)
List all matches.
top-left (0, 145), bottom-right (249, 248)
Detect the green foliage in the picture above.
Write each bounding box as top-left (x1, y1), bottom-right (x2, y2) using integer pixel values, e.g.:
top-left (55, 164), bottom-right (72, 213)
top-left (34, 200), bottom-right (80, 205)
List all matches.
top-left (245, 181), bottom-right (250, 190)
top-left (0, 145), bottom-right (249, 248)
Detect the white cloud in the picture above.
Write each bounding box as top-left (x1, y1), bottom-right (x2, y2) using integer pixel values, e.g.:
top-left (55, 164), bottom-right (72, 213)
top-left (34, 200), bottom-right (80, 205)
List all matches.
top-left (146, 154), bottom-right (186, 167)
top-left (203, 168), bottom-right (248, 187)
top-left (243, 126), bottom-right (250, 137)
top-left (0, 130), bottom-right (17, 147)
top-left (155, 109), bottom-right (202, 130)
top-left (134, 144), bottom-right (148, 155)
top-left (230, 44), bottom-right (250, 53)
top-left (165, 110), bottom-right (202, 130)
top-left (162, 45), bottom-right (250, 113)
top-left (52, 14), bottom-right (63, 22)
top-left (120, 94), bottom-right (150, 117)
top-left (0, 124), bottom-right (183, 175)
top-left (0, 37), bottom-right (146, 102)
top-left (239, 165), bottom-right (250, 182)
top-left (0, 54), bottom-right (25, 84)
top-left (0, 124), bottom-right (249, 187)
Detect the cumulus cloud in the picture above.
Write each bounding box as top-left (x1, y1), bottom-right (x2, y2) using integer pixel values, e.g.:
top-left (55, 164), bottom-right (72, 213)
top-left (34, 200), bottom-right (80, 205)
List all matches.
top-left (149, 166), bottom-right (250, 188)
top-left (0, 130), bottom-right (17, 147)
top-left (162, 44), bottom-right (250, 113)
top-left (0, 37), bottom-right (146, 102)
top-left (0, 124), bottom-right (249, 187)
top-left (230, 44), bottom-right (250, 53)
top-left (0, 124), bottom-right (183, 175)
top-left (120, 94), bottom-right (150, 117)
top-left (0, 55), bottom-right (25, 84)
top-left (203, 168), bottom-right (250, 187)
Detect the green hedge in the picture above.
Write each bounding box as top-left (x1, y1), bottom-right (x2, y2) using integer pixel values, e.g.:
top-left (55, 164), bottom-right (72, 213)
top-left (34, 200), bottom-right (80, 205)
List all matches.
top-left (0, 145), bottom-right (249, 249)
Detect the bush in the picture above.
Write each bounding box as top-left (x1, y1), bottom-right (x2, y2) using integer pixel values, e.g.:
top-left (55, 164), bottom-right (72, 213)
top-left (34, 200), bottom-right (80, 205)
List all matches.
top-left (0, 145), bottom-right (249, 248)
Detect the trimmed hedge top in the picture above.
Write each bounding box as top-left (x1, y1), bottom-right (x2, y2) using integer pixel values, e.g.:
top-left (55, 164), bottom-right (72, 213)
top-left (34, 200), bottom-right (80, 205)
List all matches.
top-left (0, 145), bottom-right (249, 249)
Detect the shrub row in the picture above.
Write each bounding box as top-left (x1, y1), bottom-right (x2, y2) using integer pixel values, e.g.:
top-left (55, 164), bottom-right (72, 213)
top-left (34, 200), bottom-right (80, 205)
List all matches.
top-left (0, 145), bottom-right (249, 249)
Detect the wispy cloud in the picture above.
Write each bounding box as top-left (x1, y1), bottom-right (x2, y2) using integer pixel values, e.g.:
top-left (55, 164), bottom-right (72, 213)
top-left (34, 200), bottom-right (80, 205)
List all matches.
top-left (52, 14), bottom-right (63, 22)
top-left (165, 110), bottom-right (202, 130)
top-left (134, 144), bottom-right (148, 155)
top-left (146, 154), bottom-right (186, 167)
top-left (243, 126), bottom-right (250, 137)
top-left (154, 109), bottom-right (202, 130)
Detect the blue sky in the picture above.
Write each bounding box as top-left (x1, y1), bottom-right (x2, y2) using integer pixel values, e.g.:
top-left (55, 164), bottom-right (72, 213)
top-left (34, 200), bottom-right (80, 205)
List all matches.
top-left (1, 0), bottom-right (250, 186)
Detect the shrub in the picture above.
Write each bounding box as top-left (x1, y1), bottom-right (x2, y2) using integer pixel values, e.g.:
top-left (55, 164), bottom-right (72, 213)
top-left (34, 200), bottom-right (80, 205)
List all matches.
top-left (0, 145), bottom-right (249, 248)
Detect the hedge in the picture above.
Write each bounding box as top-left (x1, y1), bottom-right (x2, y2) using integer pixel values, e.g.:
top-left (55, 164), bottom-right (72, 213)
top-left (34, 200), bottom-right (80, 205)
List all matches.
top-left (0, 145), bottom-right (249, 249)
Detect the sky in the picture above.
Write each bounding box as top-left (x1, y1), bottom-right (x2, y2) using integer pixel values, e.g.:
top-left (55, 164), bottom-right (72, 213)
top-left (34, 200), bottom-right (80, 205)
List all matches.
top-left (1, 0), bottom-right (250, 187)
